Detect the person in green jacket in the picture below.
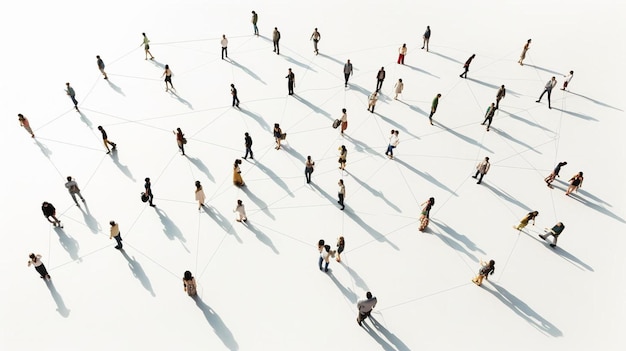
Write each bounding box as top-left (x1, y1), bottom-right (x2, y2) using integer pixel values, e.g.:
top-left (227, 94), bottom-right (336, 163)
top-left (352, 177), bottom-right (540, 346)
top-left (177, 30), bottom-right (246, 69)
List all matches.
top-left (429, 93), bottom-right (441, 125)
top-left (251, 11), bottom-right (258, 36)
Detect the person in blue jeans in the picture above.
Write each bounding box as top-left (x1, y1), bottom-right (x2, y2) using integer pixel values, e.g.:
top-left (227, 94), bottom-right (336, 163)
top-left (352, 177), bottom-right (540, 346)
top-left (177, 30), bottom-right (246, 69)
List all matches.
top-left (385, 130), bottom-right (400, 159)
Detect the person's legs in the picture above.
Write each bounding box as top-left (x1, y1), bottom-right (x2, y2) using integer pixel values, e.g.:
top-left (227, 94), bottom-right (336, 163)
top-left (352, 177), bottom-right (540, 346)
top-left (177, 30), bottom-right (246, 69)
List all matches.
top-left (477, 172), bottom-right (485, 184)
top-left (114, 235), bottom-right (123, 249)
top-left (318, 256), bottom-right (323, 270)
top-left (344, 73), bottom-right (349, 86)
top-left (70, 192), bottom-right (78, 205)
top-left (547, 90), bottom-right (552, 108)
top-left (537, 89), bottom-right (547, 102)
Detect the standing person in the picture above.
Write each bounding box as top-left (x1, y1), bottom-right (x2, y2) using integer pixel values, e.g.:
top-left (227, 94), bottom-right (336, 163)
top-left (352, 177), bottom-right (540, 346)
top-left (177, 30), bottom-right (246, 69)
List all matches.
top-left (375, 67), bottom-right (386, 92)
top-left (65, 176), bottom-right (85, 206)
top-left (421, 26), bottom-right (431, 51)
top-left (273, 123), bottom-right (283, 150)
top-left (173, 128), bottom-right (185, 156)
top-left (481, 103), bottom-right (496, 131)
top-left (251, 11), bottom-right (259, 36)
top-left (472, 259), bottom-right (495, 286)
top-left (561, 70), bottom-right (574, 90)
top-left (65, 82), bottom-right (79, 111)
top-left (336, 236), bottom-right (345, 262)
top-left (97, 125), bottom-right (117, 154)
top-left (565, 171), bottom-right (583, 196)
top-left (459, 54), bottom-right (475, 78)
top-left (429, 93), bottom-right (441, 125)
top-left (393, 79), bottom-right (404, 100)
top-left (233, 159), bottom-right (245, 186)
top-left (109, 220), bottom-right (123, 250)
top-left (28, 253), bottom-right (51, 280)
top-left (96, 55), bottom-right (108, 80)
top-left (285, 68), bottom-right (295, 95)
top-left (144, 177), bottom-right (155, 207)
top-left (162, 64), bottom-right (174, 92)
top-left (385, 130), bottom-right (400, 159)
top-left (195, 181), bottom-right (206, 210)
top-left (367, 91), bottom-right (378, 113)
top-left (397, 43), bottom-right (407, 64)
top-left (41, 201), bottom-right (62, 227)
top-left (141, 32), bottom-right (154, 60)
top-left (304, 156), bottom-right (315, 184)
top-left (318, 240), bottom-right (334, 272)
top-left (343, 59), bottom-right (353, 87)
top-left (220, 34), bottom-right (228, 60)
top-left (272, 27), bottom-right (281, 54)
top-left (230, 84), bottom-right (240, 108)
top-left (182, 271), bottom-right (197, 297)
top-left (495, 85), bottom-right (506, 109)
top-left (419, 197), bottom-right (435, 228)
top-left (18, 114), bottom-right (35, 138)
top-left (539, 222), bottom-right (565, 248)
top-left (338, 145), bottom-right (347, 170)
top-left (339, 108), bottom-right (348, 135)
top-left (472, 157), bottom-right (491, 184)
top-left (234, 199), bottom-right (247, 222)
top-left (356, 292), bottom-right (378, 326)
top-left (518, 39), bottom-right (531, 65)
top-left (514, 211), bottom-right (539, 231)
top-left (310, 28), bottom-right (321, 55)
top-left (535, 76), bottom-right (557, 109)
top-left (243, 132), bottom-right (253, 159)
top-left (544, 161), bottom-right (567, 188)
top-left (338, 179), bottom-right (346, 210)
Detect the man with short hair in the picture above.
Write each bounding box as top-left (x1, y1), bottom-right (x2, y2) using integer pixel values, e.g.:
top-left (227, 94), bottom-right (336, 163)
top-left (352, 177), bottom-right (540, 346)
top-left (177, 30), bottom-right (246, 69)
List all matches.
top-left (96, 56), bottom-right (108, 80)
top-left (221, 34), bottom-right (228, 60)
top-left (375, 67), bottom-right (385, 92)
top-left (472, 157), bottom-right (491, 184)
top-left (310, 28), bottom-right (321, 55)
top-left (357, 292), bottom-right (378, 326)
top-left (429, 93), bottom-right (441, 125)
top-left (110, 221), bottom-right (123, 250)
top-left (540, 222), bottom-right (565, 248)
top-left (272, 27), bottom-right (281, 54)
top-left (243, 132), bottom-right (253, 159)
top-left (343, 59), bottom-right (353, 87)
top-left (536, 76), bottom-right (557, 109)
top-left (65, 176), bottom-right (85, 206)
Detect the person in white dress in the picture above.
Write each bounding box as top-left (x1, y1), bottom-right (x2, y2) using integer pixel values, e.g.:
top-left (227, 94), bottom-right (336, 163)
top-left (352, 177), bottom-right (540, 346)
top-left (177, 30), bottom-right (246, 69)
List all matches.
top-left (234, 199), bottom-right (247, 222)
top-left (195, 181), bottom-right (206, 210)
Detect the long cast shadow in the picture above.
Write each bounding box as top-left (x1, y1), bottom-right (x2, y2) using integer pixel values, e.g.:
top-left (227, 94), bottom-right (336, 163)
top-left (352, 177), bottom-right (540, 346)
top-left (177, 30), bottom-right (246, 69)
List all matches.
top-left (155, 208), bottom-right (188, 249)
top-left (395, 159), bottom-right (458, 196)
top-left (194, 296), bottom-right (239, 350)
top-left (345, 210), bottom-right (400, 251)
top-left (45, 280), bottom-right (70, 318)
top-left (253, 161), bottom-right (294, 197)
top-left (552, 107), bottom-right (598, 122)
top-left (239, 108), bottom-right (270, 132)
top-left (467, 77), bottom-right (500, 90)
top-left (78, 111), bottom-right (94, 129)
top-left (342, 263), bottom-right (369, 291)
top-left (345, 134), bottom-right (383, 158)
top-left (346, 82), bottom-right (373, 98)
top-left (499, 109), bottom-right (553, 133)
top-left (492, 128), bottom-right (541, 154)
top-left (169, 90), bottom-right (193, 109)
top-left (482, 182), bottom-right (532, 211)
top-left (429, 51), bottom-right (463, 64)
top-left (398, 100), bottom-right (428, 117)
top-left (188, 157), bottom-right (215, 183)
top-left (368, 316), bottom-right (411, 351)
top-left (317, 53), bottom-right (344, 66)
top-left (403, 64), bottom-right (439, 79)
top-left (282, 54), bottom-right (317, 72)
top-left (430, 221), bottom-right (483, 262)
top-left (524, 64), bottom-right (563, 76)
top-left (121, 250), bottom-right (155, 296)
top-left (35, 140), bottom-right (53, 159)
top-left (485, 282), bottom-right (562, 337)
top-left (241, 187), bottom-right (275, 220)
top-left (566, 192), bottom-right (626, 224)
top-left (327, 271), bottom-right (357, 303)
top-left (230, 59), bottom-right (266, 85)
top-left (437, 122), bottom-right (494, 153)
top-left (110, 149), bottom-right (135, 181)
top-left (565, 91), bottom-right (623, 111)
top-left (79, 202), bottom-right (100, 234)
top-left (149, 59), bottom-right (165, 69)
top-left (203, 205), bottom-right (241, 242)
top-left (283, 143), bottom-right (306, 162)
top-left (244, 222), bottom-right (279, 254)
top-left (53, 227), bottom-right (81, 262)
top-left (522, 230), bottom-right (593, 271)
top-left (106, 80), bottom-right (125, 96)
top-left (293, 94), bottom-right (331, 118)
top-left (347, 171), bottom-right (401, 213)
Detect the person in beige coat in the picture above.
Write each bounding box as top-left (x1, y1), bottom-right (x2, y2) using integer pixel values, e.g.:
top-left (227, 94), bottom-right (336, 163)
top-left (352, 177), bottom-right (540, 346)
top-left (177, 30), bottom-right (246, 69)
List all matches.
top-left (195, 181), bottom-right (206, 210)
top-left (393, 79), bottom-right (404, 100)
top-left (472, 157), bottom-right (490, 184)
top-left (367, 91), bottom-right (378, 113)
top-left (234, 199), bottom-right (247, 222)
top-left (109, 220), bottom-right (123, 250)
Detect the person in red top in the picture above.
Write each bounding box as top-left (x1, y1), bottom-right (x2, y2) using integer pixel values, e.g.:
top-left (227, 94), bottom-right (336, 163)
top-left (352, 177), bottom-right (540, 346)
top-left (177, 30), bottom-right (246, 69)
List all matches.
top-left (173, 128), bottom-right (185, 156)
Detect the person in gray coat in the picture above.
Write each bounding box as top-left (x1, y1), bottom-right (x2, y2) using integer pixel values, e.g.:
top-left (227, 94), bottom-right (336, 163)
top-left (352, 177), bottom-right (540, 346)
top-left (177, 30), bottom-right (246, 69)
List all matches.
top-left (357, 292), bottom-right (378, 326)
top-left (65, 176), bottom-right (85, 206)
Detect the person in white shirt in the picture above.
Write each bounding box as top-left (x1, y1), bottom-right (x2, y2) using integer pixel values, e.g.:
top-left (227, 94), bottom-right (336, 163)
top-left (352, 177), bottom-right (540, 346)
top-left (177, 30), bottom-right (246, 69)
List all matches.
top-left (561, 70), bottom-right (574, 90)
top-left (385, 130), bottom-right (400, 159)
top-left (356, 292), bottom-right (377, 326)
top-left (221, 34), bottom-right (228, 60)
top-left (393, 78), bottom-right (404, 100)
top-left (234, 199), bottom-right (247, 222)
top-left (536, 76), bottom-right (557, 109)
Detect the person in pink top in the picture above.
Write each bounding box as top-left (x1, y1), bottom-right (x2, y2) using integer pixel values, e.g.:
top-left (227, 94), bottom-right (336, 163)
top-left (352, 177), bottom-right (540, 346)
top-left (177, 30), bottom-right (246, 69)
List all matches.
top-left (18, 114), bottom-right (34, 137)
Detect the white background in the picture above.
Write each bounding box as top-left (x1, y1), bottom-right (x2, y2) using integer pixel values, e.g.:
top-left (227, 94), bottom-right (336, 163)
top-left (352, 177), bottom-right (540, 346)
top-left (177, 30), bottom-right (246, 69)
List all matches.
top-left (1, 0), bottom-right (625, 350)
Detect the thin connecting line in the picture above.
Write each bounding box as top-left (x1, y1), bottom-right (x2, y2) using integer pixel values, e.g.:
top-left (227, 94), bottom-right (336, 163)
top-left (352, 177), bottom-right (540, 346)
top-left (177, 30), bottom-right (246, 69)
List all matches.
top-left (377, 282), bottom-right (471, 312)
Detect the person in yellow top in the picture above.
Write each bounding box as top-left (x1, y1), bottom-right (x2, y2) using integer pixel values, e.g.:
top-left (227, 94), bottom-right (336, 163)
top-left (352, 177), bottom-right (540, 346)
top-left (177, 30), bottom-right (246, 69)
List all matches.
top-left (109, 220), bottom-right (123, 250)
top-left (141, 32), bottom-right (154, 60)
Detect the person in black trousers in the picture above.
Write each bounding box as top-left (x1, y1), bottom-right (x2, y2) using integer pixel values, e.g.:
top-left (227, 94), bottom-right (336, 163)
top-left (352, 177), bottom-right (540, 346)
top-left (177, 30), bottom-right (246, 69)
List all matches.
top-left (286, 68), bottom-right (295, 95)
top-left (231, 84), bottom-right (240, 108)
top-left (144, 177), bottom-right (155, 207)
top-left (460, 54), bottom-right (475, 78)
top-left (272, 27), bottom-right (281, 54)
top-left (243, 132), bottom-right (253, 159)
top-left (375, 67), bottom-right (385, 91)
top-left (338, 179), bottom-right (345, 210)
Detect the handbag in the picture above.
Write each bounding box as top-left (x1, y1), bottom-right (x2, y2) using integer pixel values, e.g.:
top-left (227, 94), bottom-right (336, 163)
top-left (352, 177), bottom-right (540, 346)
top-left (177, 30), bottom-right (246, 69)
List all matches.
top-left (280, 133), bottom-right (287, 140)
top-left (182, 137), bottom-right (187, 144)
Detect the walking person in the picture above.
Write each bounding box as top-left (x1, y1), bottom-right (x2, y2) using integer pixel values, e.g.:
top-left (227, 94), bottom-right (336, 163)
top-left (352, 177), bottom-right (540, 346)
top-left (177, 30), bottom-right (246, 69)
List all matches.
top-left (220, 34), bottom-right (228, 60)
top-left (336, 236), bottom-right (345, 262)
top-left (162, 64), bottom-right (174, 92)
top-left (419, 197), bottom-right (435, 231)
top-left (495, 85), bottom-right (506, 109)
top-left (65, 82), bottom-right (79, 111)
top-left (272, 27), bottom-right (281, 54)
top-left (144, 177), bottom-right (155, 207)
top-left (285, 68), bottom-right (295, 95)
top-left (343, 59), bottom-right (353, 87)
top-left (536, 76), bottom-right (557, 109)
top-left (565, 171), bottom-right (583, 196)
top-left (472, 157), bottom-right (490, 184)
top-left (28, 253), bottom-right (51, 280)
top-left (18, 114), bottom-right (35, 138)
top-left (318, 240), bottom-right (335, 272)
top-left (339, 108), bottom-right (348, 135)
top-left (65, 176), bottom-right (85, 206)
top-left (421, 26), bottom-right (431, 51)
top-left (481, 102), bottom-right (496, 131)
top-left (231, 84), bottom-right (240, 108)
top-left (338, 145), bottom-right (347, 170)
top-left (518, 39), bottom-right (531, 65)
top-left (141, 32), bottom-right (154, 60)
top-left (375, 67), bottom-right (386, 92)
top-left (367, 91), bottom-right (378, 113)
top-left (429, 93), bottom-right (441, 125)
top-left (472, 259), bottom-right (495, 286)
top-left (514, 211), bottom-right (539, 231)
top-left (251, 11), bottom-right (259, 36)
top-left (96, 55), bottom-right (108, 80)
top-left (273, 123), bottom-right (283, 150)
top-left (109, 220), bottom-right (123, 250)
top-left (234, 199), bottom-right (247, 222)
top-left (243, 132), bottom-right (253, 159)
top-left (195, 181), bottom-right (206, 210)
top-left (97, 125), bottom-right (117, 154)
top-left (397, 43), bottom-right (407, 64)
top-left (561, 70), bottom-right (574, 90)
top-left (304, 155), bottom-right (315, 183)
top-left (385, 130), bottom-right (400, 159)
top-left (173, 128), bottom-right (185, 156)
top-left (182, 271), bottom-right (197, 297)
top-left (310, 28), bottom-right (321, 55)
top-left (338, 179), bottom-right (346, 210)
top-left (545, 161), bottom-right (567, 188)
top-left (459, 54), bottom-right (475, 78)
top-left (41, 201), bottom-right (62, 227)
top-left (356, 292), bottom-right (378, 326)
top-left (233, 159), bottom-right (245, 186)
top-left (393, 79), bottom-right (404, 100)
top-left (539, 222), bottom-right (565, 248)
